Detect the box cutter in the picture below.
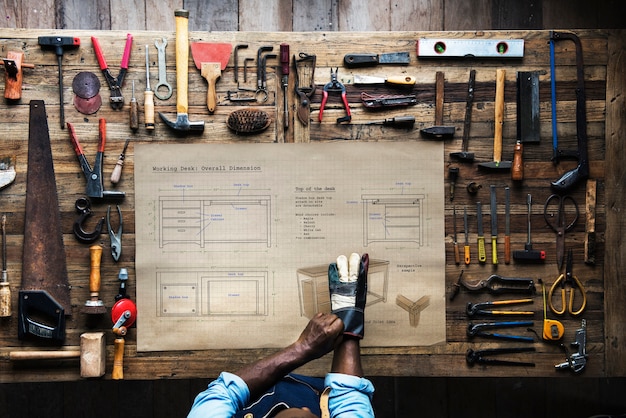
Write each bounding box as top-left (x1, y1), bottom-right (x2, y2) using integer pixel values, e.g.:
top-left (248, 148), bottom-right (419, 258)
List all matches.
top-left (343, 74), bottom-right (416, 86)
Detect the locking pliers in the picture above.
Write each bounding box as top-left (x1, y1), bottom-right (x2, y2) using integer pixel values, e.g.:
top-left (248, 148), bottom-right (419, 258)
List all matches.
top-left (319, 68), bottom-right (351, 124)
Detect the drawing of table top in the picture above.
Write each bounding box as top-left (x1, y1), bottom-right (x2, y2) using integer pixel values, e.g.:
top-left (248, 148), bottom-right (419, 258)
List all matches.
top-left (362, 194), bottom-right (425, 246)
top-left (159, 195), bottom-right (271, 248)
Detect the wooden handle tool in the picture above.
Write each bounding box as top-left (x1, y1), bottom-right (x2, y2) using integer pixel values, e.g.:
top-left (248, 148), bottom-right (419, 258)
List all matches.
top-left (175, 10), bottom-right (189, 115)
top-left (82, 245), bottom-right (107, 315)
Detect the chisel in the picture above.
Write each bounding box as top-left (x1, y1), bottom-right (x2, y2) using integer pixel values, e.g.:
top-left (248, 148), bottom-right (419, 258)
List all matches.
top-left (490, 185), bottom-right (498, 265)
top-left (0, 214), bottom-right (10, 317)
top-left (476, 202), bottom-right (486, 263)
top-left (463, 206), bottom-right (470, 265)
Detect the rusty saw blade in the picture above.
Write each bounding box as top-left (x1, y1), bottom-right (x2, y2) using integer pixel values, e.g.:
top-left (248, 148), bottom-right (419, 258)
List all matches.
top-left (19, 101), bottom-right (71, 342)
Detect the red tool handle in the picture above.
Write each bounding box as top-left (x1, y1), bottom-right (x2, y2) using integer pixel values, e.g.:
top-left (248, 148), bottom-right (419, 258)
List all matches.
top-left (66, 122), bottom-right (84, 156)
top-left (121, 33), bottom-right (133, 69)
top-left (280, 43), bottom-right (289, 75)
top-left (98, 118), bottom-right (106, 153)
top-left (91, 36), bottom-right (108, 70)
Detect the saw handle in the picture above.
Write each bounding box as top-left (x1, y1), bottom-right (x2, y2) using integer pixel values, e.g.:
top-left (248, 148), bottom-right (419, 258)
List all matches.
top-left (493, 69), bottom-right (505, 162)
top-left (174, 10), bottom-right (189, 114)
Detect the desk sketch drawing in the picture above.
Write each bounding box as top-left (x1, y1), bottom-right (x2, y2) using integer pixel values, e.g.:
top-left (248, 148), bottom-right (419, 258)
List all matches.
top-left (134, 142), bottom-right (445, 351)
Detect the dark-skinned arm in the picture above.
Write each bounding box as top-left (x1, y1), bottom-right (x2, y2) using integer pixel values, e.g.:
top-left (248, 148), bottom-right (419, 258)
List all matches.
top-left (236, 312), bottom-right (344, 401)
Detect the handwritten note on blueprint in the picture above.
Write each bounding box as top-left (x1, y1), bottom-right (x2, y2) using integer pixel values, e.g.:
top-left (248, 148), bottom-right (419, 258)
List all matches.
top-left (134, 141), bottom-right (445, 351)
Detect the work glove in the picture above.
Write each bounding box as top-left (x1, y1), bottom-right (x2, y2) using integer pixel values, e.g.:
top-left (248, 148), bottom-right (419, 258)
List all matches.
top-left (328, 253), bottom-right (369, 339)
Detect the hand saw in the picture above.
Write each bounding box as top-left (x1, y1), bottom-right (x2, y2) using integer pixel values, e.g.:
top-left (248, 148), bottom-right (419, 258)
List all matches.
top-left (18, 101), bottom-right (70, 342)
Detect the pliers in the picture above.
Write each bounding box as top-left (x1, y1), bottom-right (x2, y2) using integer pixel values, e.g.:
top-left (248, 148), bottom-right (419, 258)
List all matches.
top-left (466, 347), bottom-right (536, 367)
top-left (319, 68), bottom-right (351, 124)
top-left (107, 205), bottom-right (122, 262)
top-left (91, 34), bottom-right (133, 109)
top-left (466, 299), bottom-right (535, 317)
top-left (460, 274), bottom-right (536, 295)
top-left (467, 321), bottom-right (535, 342)
top-left (67, 119), bottom-right (125, 201)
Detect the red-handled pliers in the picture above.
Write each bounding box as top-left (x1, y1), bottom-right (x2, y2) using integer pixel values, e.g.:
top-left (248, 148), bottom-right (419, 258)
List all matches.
top-left (91, 34), bottom-right (133, 110)
top-left (319, 67), bottom-right (351, 124)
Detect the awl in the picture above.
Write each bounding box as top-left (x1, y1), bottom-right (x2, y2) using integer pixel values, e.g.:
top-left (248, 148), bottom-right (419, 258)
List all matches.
top-left (349, 74), bottom-right (416, 85)
top-left (344, 52), bottom-right (410, 67)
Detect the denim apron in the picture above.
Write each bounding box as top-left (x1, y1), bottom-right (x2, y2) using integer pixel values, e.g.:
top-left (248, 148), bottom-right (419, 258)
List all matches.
top-left (235, 374), bottom-right (325, 418)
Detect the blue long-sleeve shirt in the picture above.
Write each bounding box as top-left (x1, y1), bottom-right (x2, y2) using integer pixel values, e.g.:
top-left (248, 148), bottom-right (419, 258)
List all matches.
top-left (188, 371), bottom-right (375, 417)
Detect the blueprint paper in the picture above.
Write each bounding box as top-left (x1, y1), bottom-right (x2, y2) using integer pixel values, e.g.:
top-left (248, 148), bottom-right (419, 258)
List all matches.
top-left (134, 142), bottom-right (445, 351)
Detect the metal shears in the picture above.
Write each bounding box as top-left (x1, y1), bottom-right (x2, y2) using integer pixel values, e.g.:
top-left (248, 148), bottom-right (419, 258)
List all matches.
top-left (549, 249), bottom-right (587, 315)
top-left (543, 193), bottom-right (579, 269)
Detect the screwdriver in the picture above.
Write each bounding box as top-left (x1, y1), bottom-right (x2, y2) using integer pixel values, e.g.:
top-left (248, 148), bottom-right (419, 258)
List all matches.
top-left (144, 45), bottom-right (155, 130)
top-left (110, 138), bottom-right (131, 184)
top-left (452, 205), bottom-right (460, 265)
top-left (280, 43), bottom-right (289, 129)
top-left (129, 80), bottom-right (139, 131)
top-left (463, 206), bottom-right (470, 265)
top-left (0, 215), bottom-right (10, 317)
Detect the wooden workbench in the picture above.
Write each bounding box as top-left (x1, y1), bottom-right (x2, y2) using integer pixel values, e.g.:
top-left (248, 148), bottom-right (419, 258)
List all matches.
top-left (0, 29), bottom-right (623, 381)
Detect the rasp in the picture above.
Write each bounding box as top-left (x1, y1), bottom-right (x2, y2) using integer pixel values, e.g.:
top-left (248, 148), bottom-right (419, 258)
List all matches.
top-left (19, 100), bottom-right (70, 342)
top-left (343, 52), bottom-right (410, 67)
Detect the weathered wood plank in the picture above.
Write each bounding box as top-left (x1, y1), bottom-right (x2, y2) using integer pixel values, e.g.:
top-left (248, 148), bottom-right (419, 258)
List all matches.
top-left (337, 0), bottom-right (391, 31)
top-left (239, 0), bottom-right (292, 31)
top-left (391, 0), bottom-right (445, 31)
top-left (111, 0), bottom-right (145, 30)
top-left (185, 0), bottom-right (238, 32)
top-left (293, 0), bottom-right (336, 31)
top-left (443, 0), bottom-right (491, 30)
top-left (604, 30), bottom-right (626, 377)
top-left (58, 0), bottom-right (112, 30)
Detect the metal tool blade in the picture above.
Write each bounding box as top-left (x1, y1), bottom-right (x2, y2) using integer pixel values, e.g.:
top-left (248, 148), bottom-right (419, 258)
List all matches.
top-left (517, 71), bottom-right (540, 143)
top-left (72, 71), bottom-right (101, 99)
top-left (477, 202), bottom-right (484, 236)
top-left (22, 101), bottom-right (71, 315)
top-left (344, 52), bottom-right (410, 67)
top-left (490, 185), bottom-right (498, 236)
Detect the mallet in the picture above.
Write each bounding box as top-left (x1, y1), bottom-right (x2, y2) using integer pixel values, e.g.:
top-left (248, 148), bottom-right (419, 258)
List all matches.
top-left (9, 332), bottom-right (106, 377)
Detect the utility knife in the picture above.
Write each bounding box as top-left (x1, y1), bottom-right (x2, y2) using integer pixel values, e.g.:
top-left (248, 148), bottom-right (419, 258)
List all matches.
top-left (345, 75), bottom-right (416, 85)
top-left (344, 52), bottom-right (410, 67)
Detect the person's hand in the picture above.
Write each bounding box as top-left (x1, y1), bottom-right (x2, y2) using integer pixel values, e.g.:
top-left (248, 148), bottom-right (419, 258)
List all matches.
top-left (328, 253), bottom-right (369, 338)
top-left (295, 312), bottom-right (344, 361)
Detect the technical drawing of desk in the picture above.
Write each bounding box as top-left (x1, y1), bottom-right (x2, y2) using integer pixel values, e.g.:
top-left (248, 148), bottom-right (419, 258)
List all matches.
top-left (362, 194), bottom-right (425, 246)
top-left (159, 195), bottom-right (271, 248)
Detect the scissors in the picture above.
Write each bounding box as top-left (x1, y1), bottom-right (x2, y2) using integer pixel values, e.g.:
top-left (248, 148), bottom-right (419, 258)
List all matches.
top-left (549, 249), bottom-right (587, 315)
top-left (543, 193), bottom-right (579, 269)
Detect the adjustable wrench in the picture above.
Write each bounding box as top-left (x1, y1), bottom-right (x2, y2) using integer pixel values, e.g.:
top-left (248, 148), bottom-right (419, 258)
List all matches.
top-left (154, 38), bottom-right (173, 100)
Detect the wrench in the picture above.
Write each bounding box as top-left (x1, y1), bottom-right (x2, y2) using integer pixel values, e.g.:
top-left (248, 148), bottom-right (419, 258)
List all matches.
top-left (154, 38), bottom-right (173, 100)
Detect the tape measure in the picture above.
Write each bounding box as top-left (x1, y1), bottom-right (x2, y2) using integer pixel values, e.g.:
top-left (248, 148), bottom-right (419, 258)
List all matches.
top-left (417, 38), bottom-right (524, 58)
